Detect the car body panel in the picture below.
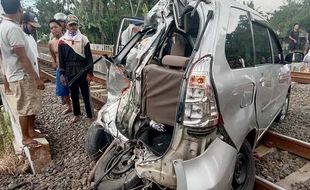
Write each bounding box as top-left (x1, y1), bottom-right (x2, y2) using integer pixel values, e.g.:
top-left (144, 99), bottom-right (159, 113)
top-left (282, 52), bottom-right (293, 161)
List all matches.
top-left (210, 1), bottom-right (258, 149)
top-left (174, 138), bottom-right (237, 190)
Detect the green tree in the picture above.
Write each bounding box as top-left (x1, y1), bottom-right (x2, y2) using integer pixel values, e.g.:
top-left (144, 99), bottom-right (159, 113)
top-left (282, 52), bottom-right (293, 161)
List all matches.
top-left (34, 0), bottom-right (157, 44)
top-left (35, 0), bottom-right (66, 43)
top-left (269, 0), bottom-right (310, 36)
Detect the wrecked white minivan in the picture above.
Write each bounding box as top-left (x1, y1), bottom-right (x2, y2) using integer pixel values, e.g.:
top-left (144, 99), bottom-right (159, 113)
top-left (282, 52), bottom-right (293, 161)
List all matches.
top-left (86, 0), bottom-right (296, 189)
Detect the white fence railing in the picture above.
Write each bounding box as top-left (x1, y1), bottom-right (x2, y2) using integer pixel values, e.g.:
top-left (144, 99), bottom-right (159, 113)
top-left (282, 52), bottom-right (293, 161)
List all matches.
top-left (90, 44), bottom-right (114, 52)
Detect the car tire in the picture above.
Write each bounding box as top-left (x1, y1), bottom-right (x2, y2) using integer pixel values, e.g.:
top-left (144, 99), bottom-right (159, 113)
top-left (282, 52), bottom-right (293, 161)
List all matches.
top-left (275, 94), bottom-right (290, 122)
top-left (94, 148), bottom-right (142, 190)
top-left (85, 123), bottom-right (113, 161)
top-left (232, 140), bottom-right (255, 190)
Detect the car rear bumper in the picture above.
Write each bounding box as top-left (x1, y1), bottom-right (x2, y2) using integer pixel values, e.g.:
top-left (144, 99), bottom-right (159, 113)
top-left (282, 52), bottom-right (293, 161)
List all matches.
top-left (174, 138), bottom-right (237, 190)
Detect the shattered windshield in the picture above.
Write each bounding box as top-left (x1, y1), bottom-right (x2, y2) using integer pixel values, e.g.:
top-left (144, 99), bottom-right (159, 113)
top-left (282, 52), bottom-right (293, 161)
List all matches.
top-left (106, 63), bottom-right (130, 103)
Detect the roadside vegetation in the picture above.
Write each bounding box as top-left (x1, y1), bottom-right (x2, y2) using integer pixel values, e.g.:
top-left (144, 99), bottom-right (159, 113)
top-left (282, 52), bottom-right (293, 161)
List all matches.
top-left (0, 107), bottom-right (20, 175)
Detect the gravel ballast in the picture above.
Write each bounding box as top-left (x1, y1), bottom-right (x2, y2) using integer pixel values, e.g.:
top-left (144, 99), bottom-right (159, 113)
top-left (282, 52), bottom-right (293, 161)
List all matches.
top-left (271, 83), bottom-right (310, 143)
top-left (257, 83), bottom-right (310, 189)
top-left (255, 150), bottom-right (308, 183)
top-left (0, 84), bottom-right (95, 189)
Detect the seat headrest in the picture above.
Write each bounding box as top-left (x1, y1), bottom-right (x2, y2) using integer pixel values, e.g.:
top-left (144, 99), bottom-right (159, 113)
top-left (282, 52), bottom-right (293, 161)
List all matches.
top-left (162, 55), bottom-right (189, 68)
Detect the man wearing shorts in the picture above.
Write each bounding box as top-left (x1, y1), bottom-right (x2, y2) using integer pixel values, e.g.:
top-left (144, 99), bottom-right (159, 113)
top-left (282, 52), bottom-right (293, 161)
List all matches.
top-left (0, 0), bottom-right (45, 147)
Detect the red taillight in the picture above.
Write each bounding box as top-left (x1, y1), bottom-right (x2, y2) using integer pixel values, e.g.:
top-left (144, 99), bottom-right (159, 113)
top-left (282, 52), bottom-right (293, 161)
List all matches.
top-left (183, 57), bottom-right (219, 128)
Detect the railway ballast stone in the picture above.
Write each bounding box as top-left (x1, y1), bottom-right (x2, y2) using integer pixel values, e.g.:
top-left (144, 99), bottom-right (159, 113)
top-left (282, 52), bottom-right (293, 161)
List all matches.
top-left (271, 83), bottom-right (310, 143)
top-left (0, 84), bottom-right (95, 189)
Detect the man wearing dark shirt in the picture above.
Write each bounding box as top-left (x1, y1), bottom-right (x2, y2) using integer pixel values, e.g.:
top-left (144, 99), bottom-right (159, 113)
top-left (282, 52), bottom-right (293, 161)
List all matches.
top-left (289, 24), bottom-right (300, 52)
top-left (58, 14), bottom-right (94, 124)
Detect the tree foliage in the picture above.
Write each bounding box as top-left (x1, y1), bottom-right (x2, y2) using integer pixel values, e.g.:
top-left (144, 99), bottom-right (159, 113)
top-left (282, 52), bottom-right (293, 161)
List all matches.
top-left (269, 0), bottom-right (310, 36)
top-left (35, 0), bottom-right (66, 42)
top-left (34, 0), bottom-right (156, 44)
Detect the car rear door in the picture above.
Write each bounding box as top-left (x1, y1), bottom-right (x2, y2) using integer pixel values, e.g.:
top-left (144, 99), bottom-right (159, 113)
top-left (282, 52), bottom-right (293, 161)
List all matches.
top-left (252, 22), bottom-right (278, 133)
top-left (268, 29), bottom-right (290, 114)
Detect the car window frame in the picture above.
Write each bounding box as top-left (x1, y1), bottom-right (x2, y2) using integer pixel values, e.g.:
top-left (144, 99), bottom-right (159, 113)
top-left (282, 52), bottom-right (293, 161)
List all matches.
top-left (251, 21), bottom-right (274, 67)
top-left (225, 7), bottom-right (255, 70)
top-left (268, 29), bottom-right (284, 64)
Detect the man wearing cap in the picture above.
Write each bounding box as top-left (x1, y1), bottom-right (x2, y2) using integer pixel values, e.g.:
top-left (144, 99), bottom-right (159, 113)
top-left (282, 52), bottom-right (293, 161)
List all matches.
top-left (58, 14), bottom-right (94, 124)
top-left (22, 12), bottom-right (41, 75)
top-left (0, 0), bottom-right (45, 147)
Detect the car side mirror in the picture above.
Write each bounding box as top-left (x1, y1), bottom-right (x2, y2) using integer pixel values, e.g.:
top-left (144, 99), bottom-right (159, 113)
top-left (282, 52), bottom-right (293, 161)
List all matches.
top-left (285, 52), bottom-right (304, 63)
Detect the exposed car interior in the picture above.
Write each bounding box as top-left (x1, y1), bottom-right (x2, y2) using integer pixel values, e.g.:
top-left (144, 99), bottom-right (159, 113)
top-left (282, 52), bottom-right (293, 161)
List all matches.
top-left (137, 8), bottom-right (200, 156)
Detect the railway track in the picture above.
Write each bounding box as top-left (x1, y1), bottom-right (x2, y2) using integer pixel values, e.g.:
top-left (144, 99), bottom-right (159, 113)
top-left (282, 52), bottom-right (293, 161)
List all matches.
top-left (255, 131), bottom-right (310, 189)
top-left (291, 72), bottom-right (310, 84)
top-left (38, 57), bottom-right (107, 108)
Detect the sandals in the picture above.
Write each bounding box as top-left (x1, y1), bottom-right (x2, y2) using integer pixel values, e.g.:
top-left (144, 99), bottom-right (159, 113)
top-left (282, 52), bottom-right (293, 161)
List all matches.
top-left (22, 139), bottom-right (42, 148)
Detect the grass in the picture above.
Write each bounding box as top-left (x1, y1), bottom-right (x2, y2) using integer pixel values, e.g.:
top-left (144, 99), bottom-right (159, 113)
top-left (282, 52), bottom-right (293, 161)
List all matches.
top-left (0, 148), bottom-right (21, 175)
top-left (0, 107), bottom-right (20, 175)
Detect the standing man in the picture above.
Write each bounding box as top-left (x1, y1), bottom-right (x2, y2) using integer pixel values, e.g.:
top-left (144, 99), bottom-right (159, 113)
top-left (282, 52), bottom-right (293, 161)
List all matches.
top-left (58, 14), bottom-right (94, 124)
top-left (0, 0), bottom-right (45, 147)
top-left (289, 23), bottom-right (300, 52)
top-left (22, 12), bottom-right (41, 75)
top-left (49, 12), bottom-right (67, 42)
top-left (49, 19), bottom-right (72, 114)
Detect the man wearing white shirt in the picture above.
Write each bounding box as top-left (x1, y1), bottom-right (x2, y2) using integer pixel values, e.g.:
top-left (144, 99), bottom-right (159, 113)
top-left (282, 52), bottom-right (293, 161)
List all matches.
top-left (0, 0), bottom-right (45, 147)
top-left (22, 12), bottom-right (40, 75)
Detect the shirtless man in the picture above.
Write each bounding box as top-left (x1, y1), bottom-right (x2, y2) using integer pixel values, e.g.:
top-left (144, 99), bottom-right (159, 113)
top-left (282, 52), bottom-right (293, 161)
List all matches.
top-left (49, 19), bottom-right (72, 114)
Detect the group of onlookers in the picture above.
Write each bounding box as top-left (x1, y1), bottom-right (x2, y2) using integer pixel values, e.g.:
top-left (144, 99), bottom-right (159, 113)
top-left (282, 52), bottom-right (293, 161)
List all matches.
top-left (0, 0), bottom-right (94, 148)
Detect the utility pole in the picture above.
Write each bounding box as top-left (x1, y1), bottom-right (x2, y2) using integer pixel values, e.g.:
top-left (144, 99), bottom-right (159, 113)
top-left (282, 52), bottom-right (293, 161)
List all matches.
top-left (135, 0), bottom-right (142, 16)
top-left (129, 0), bottom-right (134, 16)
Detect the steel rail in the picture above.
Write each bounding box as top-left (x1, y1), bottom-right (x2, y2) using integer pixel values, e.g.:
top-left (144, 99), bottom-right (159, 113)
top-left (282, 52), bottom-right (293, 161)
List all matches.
top-left (260, 131), bottom-right (310, 160)
top-left (255, 131), bottom-right (310, 189)
top-left (255, 176), bottom-right (286, 190)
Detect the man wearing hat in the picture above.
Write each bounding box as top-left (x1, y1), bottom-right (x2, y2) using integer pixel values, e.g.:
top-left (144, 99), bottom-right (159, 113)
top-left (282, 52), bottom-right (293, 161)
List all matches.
top-left (54, 12), bottom-right (67, 32)
top-left (0, 0), bottom-right (45, 147)
top-left (58, 14), bottom-right (94, 124)
top-left (22, 12), bottom-right (41, 75)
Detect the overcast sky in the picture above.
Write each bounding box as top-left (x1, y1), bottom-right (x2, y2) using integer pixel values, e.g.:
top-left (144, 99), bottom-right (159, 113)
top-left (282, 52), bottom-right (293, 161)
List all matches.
top-left (241, 0), bottom-right (285, 12)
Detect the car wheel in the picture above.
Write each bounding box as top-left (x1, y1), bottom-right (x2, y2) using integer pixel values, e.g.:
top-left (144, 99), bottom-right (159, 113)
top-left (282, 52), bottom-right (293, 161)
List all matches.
top-left (232, 140), bottom-right (255, 190)
top-left (94, 148), bottom-right (142, 190)
top-left (85, 123), bottom-right (113, 161)
top-left (275, 94), bottom-right (290, 122)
